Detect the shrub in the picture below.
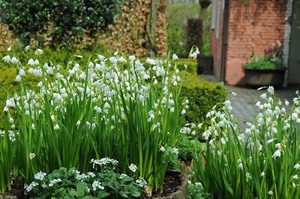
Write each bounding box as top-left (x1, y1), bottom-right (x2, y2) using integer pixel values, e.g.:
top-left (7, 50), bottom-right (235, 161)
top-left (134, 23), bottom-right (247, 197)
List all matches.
top-left (181, 72), bottom-right (227, 126)
top-left (0, 0), bottom-right (122, 48)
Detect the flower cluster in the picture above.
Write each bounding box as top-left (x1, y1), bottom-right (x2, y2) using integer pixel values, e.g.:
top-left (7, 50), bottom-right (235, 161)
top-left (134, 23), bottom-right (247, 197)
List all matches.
top-left (0, 46), bottom-right (187, 194)
top-left (192, 86), bottom-right (300, 198)
top-left (243, 41), bottom-right (284, 70)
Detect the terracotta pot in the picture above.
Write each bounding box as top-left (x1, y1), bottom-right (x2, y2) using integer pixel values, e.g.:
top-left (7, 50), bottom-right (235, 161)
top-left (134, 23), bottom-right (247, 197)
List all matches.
top-left (244, 69), bottom-right (286, 88)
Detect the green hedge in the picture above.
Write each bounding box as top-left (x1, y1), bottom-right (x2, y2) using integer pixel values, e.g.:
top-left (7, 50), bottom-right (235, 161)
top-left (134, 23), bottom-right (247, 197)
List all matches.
top-left (181, 72), bottom-right (227, 125)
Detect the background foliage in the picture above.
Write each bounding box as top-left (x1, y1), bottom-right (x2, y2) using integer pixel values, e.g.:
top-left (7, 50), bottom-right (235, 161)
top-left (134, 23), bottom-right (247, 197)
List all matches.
top-left (0, 0), bottom-right (122, 48)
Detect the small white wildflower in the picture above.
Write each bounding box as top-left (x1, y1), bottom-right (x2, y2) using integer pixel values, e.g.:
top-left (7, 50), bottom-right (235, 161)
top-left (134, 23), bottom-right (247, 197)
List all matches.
top-left (25, 45), bottom-right (30, 51)
top-left (159, 146), bottom-right (165, 152)
top-left (35, 49), bottom-right (43, 55)
top-left (294, 163), bottom-right (300, 170)
top-left (2, 55), bottom-right (11, 63)
top-left (260, 93), bottom-right (267, 100)
top-left (268, 191), bottom-right (273, 195)
top-left (129, 163), bottom-right (137, 172)
top-left (136, 177), bottom-right (147, 187)
top-left (292, 175), bottom-right (298, 180)
top-left (29, 153), bottom-right (36, 160)
top-left (25, 181), bottom-right (38, 192)
top-left (11, 57), bottom-right (19, 64)
top-left (119, 174), bottom-right (128, 179)
top-left (15, 75), bottom-right (22, 82)
top-left (49, 178), bottom-right (61, 187)
top-left (272, 149), bottom-right (281, 159)
top-left (118, 56), bottom-right (126, 63)
top-left (7, 46), bottom-right (11, 52)
top-left (54, 124), bottom-right (60, 130)
top-left (34, 171), bottom-right (47, 181)
top-left (172, 54), bottom-right (178, 60)
top-left (267, 86), bottom-right (274, 94)
top-left (285, 100), bottom-right (290, 106)
top-left (181, 109), bottom-right (186, 115)
top-left (261, 172), bottom-right (265, 177)
top-left (172, 147), bottom-right (179, 155)
top-left (92, 180), bottom-right (104, 191)
top-left (27, 58), bottom-right (35, 65)
top-left (19, 68), bottom-right (25, 76)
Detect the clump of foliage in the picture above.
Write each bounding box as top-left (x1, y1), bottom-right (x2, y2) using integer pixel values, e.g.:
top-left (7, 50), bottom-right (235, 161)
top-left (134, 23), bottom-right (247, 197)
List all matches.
top-left (0, 0), bottom-right (122, 48)
top-left (192, 87), bottom-right (300, 198)
top-left (26, 158), bottom-right (144, 199)
top-left (243, 42), bottom-right (284, 70)
top-left (181, 72), bottom-right (227, 126)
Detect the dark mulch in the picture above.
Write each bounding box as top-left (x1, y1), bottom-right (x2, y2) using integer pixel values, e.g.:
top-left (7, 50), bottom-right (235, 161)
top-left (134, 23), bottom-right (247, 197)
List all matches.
top-left (143, 171), bottom-right (182, 198)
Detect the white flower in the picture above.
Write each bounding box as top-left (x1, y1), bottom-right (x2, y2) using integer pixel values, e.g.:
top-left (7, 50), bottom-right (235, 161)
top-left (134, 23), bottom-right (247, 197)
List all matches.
top-left (29, 153), bottom-right (36, 160)
top-left (261, 172), bottom-right (265, 177)
top-left (49, 178), bottom-right (61, 187)
top-left (34, 171), bottom-right (47, 181)
top-left (136, 177), bottom-right (147, 187)
top-left (172, 147), bottom-right (179, 155)
top-left (285, 100), bottom-right (289, 106)
top-left (28, 58), bottom-right (35, 65)
top-left (159, 146), bottom-right (165, 152)
top-left (272, 149), bottom-right (281, 159)
top-left (98, 54), bottom-right (105, 60)
top-left (260, 93), bottom-right (267, 100)
top-left (118, 56), bottom-right (126, 63)
top-left (25, 45), bottom-right (30, 51)
top-left (15, 75), bottom-right (22, 82)
top-left (292, 175), bottom-right (298, 180)
top-left (19, 68), bottom-right (25, 76)
top-left (35, 49), bottom-right (43, 55)
top-left (2, 55), bottom-right (11, 63)
top-left (7, 46), bottom-right (11, 52)
top-left (129, 163), bottom-right (137, 172)
top-left (11, 57), bottom-right (19, 64)
top-left (25, 181), bottom-right (38, 192)
top-left (54, 124), bottom-right (60, 130)
top-left (92, 181), bottom-right (104, 191)
top-left (267, 86), bottom-right (274, 94)
top-left (181, 109), bottom-right (186, 115)
top-left (172, 54), bottom-right (178, 60)
top-left (294, 163), bottom-right (300, 170)
top-left (268, 190), bottom-right (273, 195)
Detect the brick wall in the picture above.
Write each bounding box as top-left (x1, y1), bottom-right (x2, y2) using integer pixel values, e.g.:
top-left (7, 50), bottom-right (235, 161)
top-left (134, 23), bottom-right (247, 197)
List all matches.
top-left (225, 0), bottom-right (286, 85)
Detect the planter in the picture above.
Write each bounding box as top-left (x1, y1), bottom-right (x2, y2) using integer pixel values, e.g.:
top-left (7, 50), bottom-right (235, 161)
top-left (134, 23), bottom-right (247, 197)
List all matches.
top-left (197, 55), bottom-right (213, 74)
top-left (244, 68), bottom-right (286, 87)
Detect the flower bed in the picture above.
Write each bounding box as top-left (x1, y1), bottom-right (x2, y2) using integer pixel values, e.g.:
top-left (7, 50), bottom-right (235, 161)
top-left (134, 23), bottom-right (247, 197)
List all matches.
top-left (0, 47), bottom-right (196, 197)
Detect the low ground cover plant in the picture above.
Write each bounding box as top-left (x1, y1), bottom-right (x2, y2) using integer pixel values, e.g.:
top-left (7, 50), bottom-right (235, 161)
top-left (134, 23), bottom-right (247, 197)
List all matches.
top-left (190, 87), bottom-right (300, 199)
top-left (0, 47), bottom-right (193, 196)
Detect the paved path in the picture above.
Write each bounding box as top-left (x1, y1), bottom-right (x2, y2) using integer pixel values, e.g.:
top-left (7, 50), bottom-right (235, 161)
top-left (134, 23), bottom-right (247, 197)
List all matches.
top-left (200, 74), bottom-right (300, 126)
top-left (226, 85), bottom-right (299, 124)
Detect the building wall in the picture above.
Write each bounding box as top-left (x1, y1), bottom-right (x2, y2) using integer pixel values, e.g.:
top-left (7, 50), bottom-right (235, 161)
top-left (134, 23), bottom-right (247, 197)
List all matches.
top-left (225, 0), bottom-right (286, 85)
top-left (210, 0), bottom-right (224, 81)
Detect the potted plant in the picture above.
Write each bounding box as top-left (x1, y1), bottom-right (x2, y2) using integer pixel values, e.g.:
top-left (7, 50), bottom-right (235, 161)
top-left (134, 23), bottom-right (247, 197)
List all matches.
top-left (242, 42), bottom-right (286, 87)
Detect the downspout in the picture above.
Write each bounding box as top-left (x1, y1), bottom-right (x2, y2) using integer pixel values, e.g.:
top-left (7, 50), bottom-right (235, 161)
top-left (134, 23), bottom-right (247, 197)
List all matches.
top-left (220, 0), bottom-right (229, 84)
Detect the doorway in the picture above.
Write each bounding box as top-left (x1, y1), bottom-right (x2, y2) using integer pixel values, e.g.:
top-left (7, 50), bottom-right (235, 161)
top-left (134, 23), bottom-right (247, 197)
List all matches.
top-left (288, 0), bottom-right (300, 84)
